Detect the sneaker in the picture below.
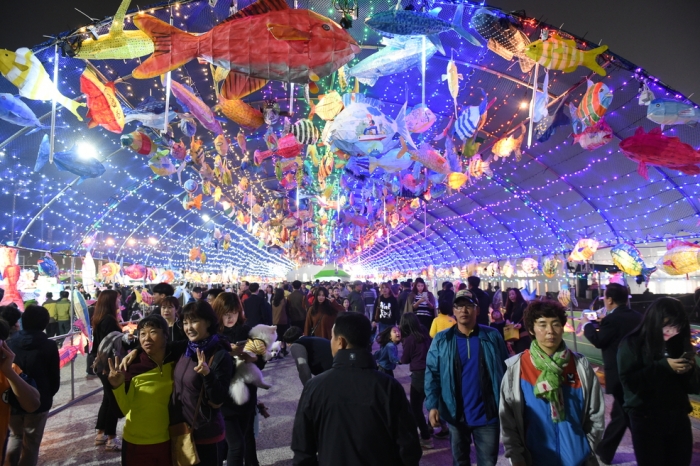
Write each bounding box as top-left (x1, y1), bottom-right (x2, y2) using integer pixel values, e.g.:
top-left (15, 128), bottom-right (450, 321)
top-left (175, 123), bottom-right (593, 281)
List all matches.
top-left (420, 437), bottom-right (434, 449)
top-left (433, 429), bottom-right (450, 439)
top-left (105, 437), bottom-right (122, 451)
top-left (94, 434), bottom-right (108, 445)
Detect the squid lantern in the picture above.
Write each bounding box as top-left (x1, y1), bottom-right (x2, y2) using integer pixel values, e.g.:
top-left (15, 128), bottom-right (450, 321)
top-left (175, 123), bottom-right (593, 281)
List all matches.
top-left (0, 247), bottom-right (23, 310)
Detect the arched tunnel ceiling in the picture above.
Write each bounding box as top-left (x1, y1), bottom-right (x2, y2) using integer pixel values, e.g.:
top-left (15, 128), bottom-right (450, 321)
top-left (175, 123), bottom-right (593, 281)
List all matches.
top-left (0, 0), bottom-right (699, 276)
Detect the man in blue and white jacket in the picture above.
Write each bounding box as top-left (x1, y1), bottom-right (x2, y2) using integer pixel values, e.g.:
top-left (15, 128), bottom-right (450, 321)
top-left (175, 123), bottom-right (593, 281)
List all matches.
top-left (425, 291), bottom-right (509, 466)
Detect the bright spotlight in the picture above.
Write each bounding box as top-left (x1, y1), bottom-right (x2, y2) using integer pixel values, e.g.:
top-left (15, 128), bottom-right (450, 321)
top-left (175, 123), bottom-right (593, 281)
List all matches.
top-left (202, 214), bottom-right (210, 221)
top-left (519, 101), bottom-right (529, 110)
top-left (148, 237), bottom-right (158, 245)
top-left (128, 238), bottom-right (136, 246)
top-left (77, 142), bottom-right (97, 160)
top-left (105, 238), bottom-right (115, 246)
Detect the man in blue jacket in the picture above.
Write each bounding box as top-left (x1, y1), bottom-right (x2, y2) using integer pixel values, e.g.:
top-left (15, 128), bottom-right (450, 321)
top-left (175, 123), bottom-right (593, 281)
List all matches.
top-left (425, 292), bottom-right (509, 466)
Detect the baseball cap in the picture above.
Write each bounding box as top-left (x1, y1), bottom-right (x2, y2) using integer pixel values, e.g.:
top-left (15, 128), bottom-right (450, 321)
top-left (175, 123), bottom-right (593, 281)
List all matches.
top-left (454, 290), bottom-right (478, 307)
top-left (192, 286), bottom-right (204, 293)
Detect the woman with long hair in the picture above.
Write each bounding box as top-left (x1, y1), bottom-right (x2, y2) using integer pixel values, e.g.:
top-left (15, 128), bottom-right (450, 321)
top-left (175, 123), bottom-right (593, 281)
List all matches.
top-left (618, 297), bottom-right (700, 466)
top-left (406, 278), bottom-right (436, 331)
top-left (504, 288), bottom-right (531, 354)
top-left (172, 300), bottom-right (233, 464)
top-left (399, 312), bottom-right (439, 448)
top-left (303, 287), bottom-right (343, 339)
top-left (272, 288), bottom-right (289, 356)
top-left (212, 293), bottom-right (258, 466)
top-left (91, 290), bottom-right (124, 451)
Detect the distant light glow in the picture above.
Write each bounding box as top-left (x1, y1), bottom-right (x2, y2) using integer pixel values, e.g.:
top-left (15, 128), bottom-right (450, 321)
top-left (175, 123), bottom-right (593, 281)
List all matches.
top-left (76, 142), bottom-right (97, 160)
top-left (105, 238), bottom-right (115, 246)
top-left (202, 214), bottom-right (210, 221)
top-left (148, 237), bottom-right (158, 245)
top-left (519, 101), bottom-right (529, 109)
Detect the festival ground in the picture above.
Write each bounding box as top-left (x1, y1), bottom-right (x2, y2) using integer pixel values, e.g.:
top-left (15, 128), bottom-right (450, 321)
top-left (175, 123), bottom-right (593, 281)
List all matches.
top-left (36, 348), bottom-right (700, 466)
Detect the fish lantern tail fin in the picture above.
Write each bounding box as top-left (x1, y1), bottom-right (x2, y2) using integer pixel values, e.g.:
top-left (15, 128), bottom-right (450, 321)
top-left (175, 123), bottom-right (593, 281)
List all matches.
top-left (34, 134), bottom-right (50, 172)
top-left (451, 4), bottom-right (481, 48)
top-left (636, 266), bottom-right (657, 286)
top-left (584, 45), bottom-right (608, 76)
top-left (132, 15), bottom-right (200, 79)
top-left (58, 97), bottom-right (86, 122)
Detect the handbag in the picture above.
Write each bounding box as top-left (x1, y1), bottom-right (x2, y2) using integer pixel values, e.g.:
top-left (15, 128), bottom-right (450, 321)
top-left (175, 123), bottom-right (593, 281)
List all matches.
top-left (503, 324), bottom-right (520, 342)
top-left (170, 355), bottom-right (213, 466)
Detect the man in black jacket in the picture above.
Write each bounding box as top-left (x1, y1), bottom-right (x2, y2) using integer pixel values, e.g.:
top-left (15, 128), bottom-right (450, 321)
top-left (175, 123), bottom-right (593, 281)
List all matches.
top-left (283, 327), bottom-right (333, 386)
top-left (467, 276), bottom-right (491, 326)
top-left (347, 281), bottom-right (364, 314)
top-left (7, 305), bottom-right (60, 465)
top-left (288, 281), bottom-right (307, 330)
top-left (292, 313), bottom-right (421, 466)
top-left (581, 283), bottom-right (641, 464)
top-left (244, 283), bottom-right (272, 327)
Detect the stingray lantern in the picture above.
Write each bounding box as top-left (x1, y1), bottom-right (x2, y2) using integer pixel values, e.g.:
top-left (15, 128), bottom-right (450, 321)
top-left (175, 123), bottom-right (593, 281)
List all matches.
top-left (657, 240), bottom-right (700, 276)
top-left (611, 243), bottom-right (657, 284)
top-left (521, 257), bottom-right (539, 275)
top-left (542, 256), bottom-right (560, 278)
top-left (568, 238), bottom-right (599, 262)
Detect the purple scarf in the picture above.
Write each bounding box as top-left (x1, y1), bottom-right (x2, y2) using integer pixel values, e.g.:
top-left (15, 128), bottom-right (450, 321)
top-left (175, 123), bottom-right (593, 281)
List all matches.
top-left (185, 333), bottom-right (220, 359)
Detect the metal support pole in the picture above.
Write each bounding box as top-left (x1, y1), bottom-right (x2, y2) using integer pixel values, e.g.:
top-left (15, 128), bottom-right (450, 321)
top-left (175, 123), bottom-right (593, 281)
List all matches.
top-left (69, 254), bottom-right (76, 400)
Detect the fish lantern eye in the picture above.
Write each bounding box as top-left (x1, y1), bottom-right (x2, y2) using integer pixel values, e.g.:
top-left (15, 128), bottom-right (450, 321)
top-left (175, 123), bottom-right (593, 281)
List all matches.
top-left (322, 24), bottom-right (331, 31)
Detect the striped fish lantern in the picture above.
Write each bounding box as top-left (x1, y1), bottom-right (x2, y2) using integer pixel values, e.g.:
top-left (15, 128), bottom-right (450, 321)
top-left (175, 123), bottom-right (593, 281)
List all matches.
top-left (454, 90), bottom-right (492, 141)
top-left (523, 33), bottom-right (608, 76)
top-left (286, 118), bottom-right (320, 145)
top-left (568, 80), bottom-right (613, 133)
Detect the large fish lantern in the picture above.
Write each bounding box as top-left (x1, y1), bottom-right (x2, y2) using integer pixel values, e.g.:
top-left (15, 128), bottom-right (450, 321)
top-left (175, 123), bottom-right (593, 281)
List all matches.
top-left (542, 256), bottom-right (560, 278)
top-left (100, 262), bottom-right (120, 280)
top-left (132, 0), bottom-right (360, 85)
top-left (470, 8), bottom-right (534, 72)
top-left (37, 254), bottom-right (59, 277)
top-left (35, 135), bottom-right (106, 183)
top-left (521, 257), bottom-right (539, 275)
top-left (657, 240), bottom-right (700, 276)
top-left (124, 263), bottom-right (147, 280)
top-left (524, 32), bottom-right (607, 76)
top-left (568, 80), bottom-right (613, 134)
top-left (611, 243), bottom-right (656, 284)
top-left (568, 238), bottom-right (599, 262)
top-left (619, 127), bottom-right (700, 179)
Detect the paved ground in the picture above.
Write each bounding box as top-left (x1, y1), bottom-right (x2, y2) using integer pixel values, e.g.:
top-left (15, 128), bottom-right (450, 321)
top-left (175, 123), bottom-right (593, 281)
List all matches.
top-left (36, 351), bottom-right (700, 465)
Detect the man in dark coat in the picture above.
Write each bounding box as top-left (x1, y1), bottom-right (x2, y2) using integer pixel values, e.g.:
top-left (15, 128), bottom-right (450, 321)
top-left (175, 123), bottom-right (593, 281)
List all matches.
top-left (243, 283), bottom-right (272, 327)
top-left (581, 283), bottom-right (642, 464)
top-left (7, 305), bottom-right (60, 465)
top-left (467, 276), bottom-right (491, 326)
top-left (291, 313), bottom-right (421, 466)
top-left (347, 281), bottom-right (365, 314)
top-left (288, 281), bottom-right (307, 330)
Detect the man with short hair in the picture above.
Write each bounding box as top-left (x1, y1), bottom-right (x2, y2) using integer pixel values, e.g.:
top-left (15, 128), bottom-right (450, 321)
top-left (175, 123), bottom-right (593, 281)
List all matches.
top-left (288, 281), bottom-right (307, 330)
top-left (338, 283), bottom-right (350, 299)
top-left (467, 276), bottom-right (491, 326)
top-left (581, 283), bottom-right (641, 464)
top-left (244, 283), bottom-right (272, 327)
top-left (188, 287), bottom-right (203, 304)
top-left (283, 326), bottom-right (333, 386)
top-left (391, 279), bottom-right (401, 297)
top-left (425, 294), bottom-right (509, 466)
top-left (292, 313), bottom-right (422, 466)
top-left (152, 283), bottom-right (174, 306)
top-left (347, 281), bottom-right (365, 314)
top-left (7, 305), bottom-right (60, 466)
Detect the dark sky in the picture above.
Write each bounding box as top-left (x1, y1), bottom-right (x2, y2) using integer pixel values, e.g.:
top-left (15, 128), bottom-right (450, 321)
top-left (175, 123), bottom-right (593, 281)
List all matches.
top-left (1, 0), bottom-right (699, 99)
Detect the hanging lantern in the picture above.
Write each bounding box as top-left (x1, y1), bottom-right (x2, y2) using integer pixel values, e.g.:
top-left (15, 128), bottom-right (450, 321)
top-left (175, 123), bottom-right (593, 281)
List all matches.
top-left (542, 255), bottom-right (560, 278)
top-left (568, 238), bottom-right (599, 262)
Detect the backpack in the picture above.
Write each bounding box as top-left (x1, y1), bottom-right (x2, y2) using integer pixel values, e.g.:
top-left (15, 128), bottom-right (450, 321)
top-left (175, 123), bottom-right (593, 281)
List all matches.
top-left (91, 331), bottom-right (127, 375)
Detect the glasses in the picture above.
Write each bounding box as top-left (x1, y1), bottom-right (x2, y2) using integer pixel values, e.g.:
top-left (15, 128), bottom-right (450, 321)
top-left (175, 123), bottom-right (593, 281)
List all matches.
top-left (453, 305), bottom-right (475, 313)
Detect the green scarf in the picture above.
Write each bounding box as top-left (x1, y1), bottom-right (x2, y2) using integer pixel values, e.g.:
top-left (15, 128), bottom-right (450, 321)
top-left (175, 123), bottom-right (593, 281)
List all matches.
top-left (529, 340), bottom-right (571, 422)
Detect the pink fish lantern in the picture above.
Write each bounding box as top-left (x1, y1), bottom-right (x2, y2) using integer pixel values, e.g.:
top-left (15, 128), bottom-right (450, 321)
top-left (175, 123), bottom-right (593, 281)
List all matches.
top-left (573, 119), bottom-right (612, 150)
top-left (171, 139), bottom-right (187, 161)
top-left (141, 290), bottom-right (153, 305)
top-left (124, 263), bottom-right (147, 279)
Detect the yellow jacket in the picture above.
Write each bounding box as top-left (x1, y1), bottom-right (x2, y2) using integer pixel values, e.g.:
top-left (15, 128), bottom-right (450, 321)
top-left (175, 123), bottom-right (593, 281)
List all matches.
top-left (429, 313), bottom-right (456, 338)
top-left (55, 298), bottom-right (71, 322)
top-left (43, 299), bottom-right (58, 322)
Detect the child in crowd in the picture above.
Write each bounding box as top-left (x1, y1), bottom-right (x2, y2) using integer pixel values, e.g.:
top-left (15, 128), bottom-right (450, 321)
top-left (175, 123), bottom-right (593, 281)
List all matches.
top-left (429, 305), bottom-right (456, 338)
top-left (374, 326), bottom-right (401, 377)
top-left (490, 309), bottom-right (506, 339)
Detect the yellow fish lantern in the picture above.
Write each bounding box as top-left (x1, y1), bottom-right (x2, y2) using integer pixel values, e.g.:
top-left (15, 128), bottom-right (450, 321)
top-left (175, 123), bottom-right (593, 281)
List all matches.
top-left (74, 0), bottom-right (154, 60)
top-left (80, 68), bottom-right (124, 133)
top-left (448, 172), bottom-right (469, 190)
top-left (214, 96), bottom-right (264, 129)
top-left (542, 255), bottom-right (560, 278)
top-left (0, 48), bottom-right (85, 121)
top-left (521, 257), bottom-right (539, 275)
top-left (442, 57), bottom-right (463, 115)
top-left (502, 260), bottom-right (514, 278)
top-left (568, 238), bottom-right (599, 262)
top-left (492, 123), bottom-right (526, 162)
top-left (657, 240), bottom-right (700, 276)
top-left (200, 252), bottom-right (207, 264)
top-left (523, 32), bottom-right (608, 76)
top-left (311, 91), bottom-right (344, 121)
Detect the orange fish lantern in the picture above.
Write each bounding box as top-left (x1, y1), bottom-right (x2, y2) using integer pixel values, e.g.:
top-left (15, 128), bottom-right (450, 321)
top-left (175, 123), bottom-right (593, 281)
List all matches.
top-left (189, 246), bottom-right (201, 261)
top-left (80, 68), bottom-right (124, 133)
top-left (124, 263), bottom-right (147, 280)
top-left (183, 194), bottom-right (202, 210)
top-left (568, 238), bottom-right (599, 262)
top-left (161, 270), bottom-right (175, 283)
top-left (448, 172), bottom-right (469, 189)
top-left (214, 96), bottom-right (264, 129)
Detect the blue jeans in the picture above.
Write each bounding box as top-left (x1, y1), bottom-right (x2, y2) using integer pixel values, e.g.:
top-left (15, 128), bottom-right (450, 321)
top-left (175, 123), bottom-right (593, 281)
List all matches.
top-left (448, 421), bottom-right (499, 466)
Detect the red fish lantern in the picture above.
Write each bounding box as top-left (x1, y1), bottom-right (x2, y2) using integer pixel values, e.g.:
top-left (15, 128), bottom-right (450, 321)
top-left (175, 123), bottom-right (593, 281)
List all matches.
top-left (80, 68), bottom-right (125, 133)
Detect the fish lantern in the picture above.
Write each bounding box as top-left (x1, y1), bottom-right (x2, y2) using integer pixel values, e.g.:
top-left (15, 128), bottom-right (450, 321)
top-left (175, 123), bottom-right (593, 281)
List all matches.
top-left (80, 68), bottom-right (125, 133)
top-left (558, 284), bottom-right (571, 307)
top-left (486, 261), bottom-right (499, 277)
top-left (523, 33), bottom-right (607, 76)
top-left (608, 272), bottom-right (626, 286)
top-left (502, 260), bottom-right (515, 278)
top-left (657, 240), bottom-right (700, 276)
top-left (147, 267), bottom-right (158, 282)
top-left (521, 258), bottom-right (539, 275)
top-left (569, 238), bottom-right (599, 262)
top-left (573, 119), bottom-right (612, 150)
top-left (542, 256), bottom-right (560, 278)
top-left (611, 243), bottom-right (656, 284)
top-left (427, 265), bottom-right (435, 279)
top-left (161, 270), bottom-right (175, 284)
top-left (189, 246), bottom-right (201, 262)
top-left (460, 265), bottom-right (469, 279)
top-left (467, 260), bottom-right (479, 277)
top-left (37, 254), bottom-right (59, 277)
top-left (124, 263), bottom-right (147, 280)
top-left (184, 179), bottom-right (199, 194)
top-left (100, 262), bottom-right (120, 279)
top-left (568, 80), bottom-right (613, 133)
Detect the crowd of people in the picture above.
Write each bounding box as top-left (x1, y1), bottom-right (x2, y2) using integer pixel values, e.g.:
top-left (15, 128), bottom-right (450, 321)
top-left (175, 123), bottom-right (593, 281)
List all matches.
top-left (0, 276), bottom-right (696, 465)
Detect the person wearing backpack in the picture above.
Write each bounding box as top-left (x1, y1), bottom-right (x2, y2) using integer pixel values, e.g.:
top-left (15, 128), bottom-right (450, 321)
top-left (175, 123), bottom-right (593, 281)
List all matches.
top-left (6, 305), bottom-right (59, 466)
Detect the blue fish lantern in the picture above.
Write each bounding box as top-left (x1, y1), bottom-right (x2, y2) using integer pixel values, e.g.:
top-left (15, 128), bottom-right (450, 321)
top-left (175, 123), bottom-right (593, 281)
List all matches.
top-left (34, 135), bottom-right (106, 183)
top-left (0, 93), bottom-right (51, 133)
top-left (430, 183), bottom-right (447, 199)
top-left (37, 254), bottom-right (59, 277)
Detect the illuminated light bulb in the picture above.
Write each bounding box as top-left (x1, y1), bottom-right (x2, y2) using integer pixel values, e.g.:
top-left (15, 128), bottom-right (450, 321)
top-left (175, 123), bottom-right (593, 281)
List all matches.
top-left (76, 142), bottom-right (97, 160)
top-left (106, 238), bottom-right (115, 246)
top-left (202, 214), bottom-right (210, 221)
top-left (128, 238), bottom-right (136, 246)
top-left (148, 237), bottom-right (158, 245)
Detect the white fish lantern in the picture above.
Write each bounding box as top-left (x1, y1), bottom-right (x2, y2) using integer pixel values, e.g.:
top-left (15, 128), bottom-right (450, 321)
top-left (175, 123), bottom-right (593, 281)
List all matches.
top-left (521, 257), bottom-right (539, 275)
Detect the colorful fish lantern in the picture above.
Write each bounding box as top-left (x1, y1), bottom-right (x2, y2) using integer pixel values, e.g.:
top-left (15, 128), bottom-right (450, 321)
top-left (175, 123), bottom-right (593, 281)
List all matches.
top-left (37, 254), bottom-right (59, 277)
top-left (183, 179), bottom-right (199, 194)
top-left (523, 32), bottom-right (607, 76)
top-left (183, 193), bottom-right (203, 210)
top-left (124, 263), bottom-right (147, 280)
top-left (100, 262), bottom-right (120, 279)
top-left (568, 80), bottom-right (613, 133)
top-left (657, 240), bottom-right (700, 276)
top-left (454, 89), bottom-right (494, 141)
top-left (568, 238), bottom-right (599, 262)
top-left (169, 77), bottom-right (222, 135)
top-left (406, 104), bottom-right (437, 133)
top-left (286, 119), bottom-right (320, 145)
top-left (148, 153), bottom-right (176, 176)
top-left (468, 154), bottom-right (492, 181)
top-left (492, 123), bottom-right (526, 162)
top-left (311, 91), bottom-right (344, 120)
top-left (558, 284), bottom-right (571, 307)
top-left (645, 92), bottom-right (700, 128)
top-left (573, 119), bottom-right (612, 150)
top-left (0, 48), bottom-right (85, 120)
top-left (611, 243), bottom-right (656, 284)
top-left (80, 68), bottom-right (125, 133)
top-left (443, 57), bottom-right (463, 115)
top-left (521, 257), bottom-right (539, 275)
top-left (121, 129), bottom-right (164, 157)
top-left (447, 172), bottom-right (469, 189)
top-left (470, 8), bottom-right (534, 72)
top-left (619, 127), bottom-right (700, 179)
top-left (132, 0), bottom-right (360, 84)
top-left (189, 246), bottom-right (201, 262)
top-left (542, 256), bottom-right (560, 278)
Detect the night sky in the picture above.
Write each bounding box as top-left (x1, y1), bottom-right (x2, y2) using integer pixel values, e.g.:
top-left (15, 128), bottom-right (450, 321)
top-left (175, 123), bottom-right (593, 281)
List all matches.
top-left (1, 0), bottom-right (699, 99)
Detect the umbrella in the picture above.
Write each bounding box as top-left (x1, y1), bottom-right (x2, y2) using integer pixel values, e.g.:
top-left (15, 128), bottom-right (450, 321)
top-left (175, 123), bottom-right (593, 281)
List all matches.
top-left (314, 267), bottom-right (351, 280)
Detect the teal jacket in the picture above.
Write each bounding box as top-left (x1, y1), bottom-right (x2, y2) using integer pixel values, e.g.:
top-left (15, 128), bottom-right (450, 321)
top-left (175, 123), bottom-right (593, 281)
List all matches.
top-left (425, 325), bottom-right (509, 425)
